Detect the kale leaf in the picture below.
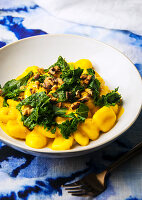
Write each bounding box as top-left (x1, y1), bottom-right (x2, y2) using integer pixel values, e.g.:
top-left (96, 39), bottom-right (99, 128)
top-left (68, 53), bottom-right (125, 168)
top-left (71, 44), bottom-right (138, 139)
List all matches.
top-left (76, 103), bottom-right (89, 118)
top-left (58, 117), bottom-right (79, 139)
top-left (88, 75), bottom-right (100, 102)
top-left (17, 92), bottom-right (55, 130)
top-left (96, 88), bottom-right (121, 107)
top-left (57, 66), bottom-right (84, 102)
top-left (2, 71), bottom-right (33, 106)
top-left (58, 103), bottom-right (89, 139)
top-left (44, 56), bottom-right (68, 72)
top-left (32, 74), bottom-right (47, 83)
top-left (53, 105), bottom-right (67, 116)
top-left (57, 91), bottom-right (67, 102)
top-left (87, 68), bottom-right (95, 75)
top-left (45, 56), bottom-right (85, 103)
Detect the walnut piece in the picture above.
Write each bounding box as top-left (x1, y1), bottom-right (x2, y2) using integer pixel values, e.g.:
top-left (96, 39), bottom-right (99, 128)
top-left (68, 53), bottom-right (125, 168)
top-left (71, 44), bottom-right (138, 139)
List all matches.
top-left (43, 77), bottom-right (54, 89)
top-left (22, 106), bottom-right (33, 116)
top-left (30, 88), bottom-right (36, 94)
top-left (55, 78), bottom-right (64, 85)
top-left (48, 94), bottom-right (57, 101)
top-left (56, 102), bottom-right (62, 108)
top-left (48, 66), bottom-right (60, 76)
top-left (80, 74), bottom-right (87, 80)
top-left (71, 102), bottom-right (80, 110)
top-left (34, 73), bottom-right (40, 80)
top-left (79, 96), bottom-right (89, 103)
top-left (37, 68), bottom-right (44, 74)
top-left (75, 90), bottom-right (81, 98)
top-left (85, 88), bottom-right (93, 97)
top-left (83, 75), bottom-right (92, 85)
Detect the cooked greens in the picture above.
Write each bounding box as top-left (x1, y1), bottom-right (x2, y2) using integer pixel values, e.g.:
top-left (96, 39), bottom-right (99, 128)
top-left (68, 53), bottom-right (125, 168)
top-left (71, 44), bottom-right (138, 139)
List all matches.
top-left (32, 74), bottom-right (47, 83)
top-left (0, 56), bottom-right (122, 139)
top-left (17, 92), bottom-right (55, 130)
top-left (76, 103), bottom-right (89, 118)
top-left (96, 88), bottom-right (121, 107)
top-left (1, 71), bottom-right (33, 106)
top-left (16, 92), bottom-right (89, 138)
top-left (55, 63), bottom-right (84, 102)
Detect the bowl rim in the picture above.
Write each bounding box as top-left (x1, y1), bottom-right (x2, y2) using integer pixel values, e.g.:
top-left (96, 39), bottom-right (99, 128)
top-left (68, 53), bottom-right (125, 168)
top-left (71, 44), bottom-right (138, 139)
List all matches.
top-left (0, 33), bottom-right (142, 155)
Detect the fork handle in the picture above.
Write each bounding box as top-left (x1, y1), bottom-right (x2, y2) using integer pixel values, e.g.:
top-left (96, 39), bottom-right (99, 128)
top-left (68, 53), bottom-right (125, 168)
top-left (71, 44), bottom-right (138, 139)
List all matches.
top-left (106, 142), bottom-right (142, 174)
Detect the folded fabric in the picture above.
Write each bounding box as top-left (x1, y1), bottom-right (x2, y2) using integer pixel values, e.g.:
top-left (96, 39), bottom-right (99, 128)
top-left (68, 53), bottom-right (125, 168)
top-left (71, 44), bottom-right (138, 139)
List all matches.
top-left (34, 0), bottom-right (142, 35)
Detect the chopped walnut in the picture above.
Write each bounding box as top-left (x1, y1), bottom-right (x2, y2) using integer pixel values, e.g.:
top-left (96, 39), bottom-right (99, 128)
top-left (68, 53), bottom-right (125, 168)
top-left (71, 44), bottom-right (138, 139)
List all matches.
top-left (48, 94), bottom-right (57, 101)
top-left (53, 78), bottom-right (58, 84)
top-left (48, 67), bottom-right (56, 75)
top-left (48, 66), bottom-right (60, 76)
top-left (37, 68), bottom-right (44, 74)
top-left (83, 75), bottom-right (92, 85)
top-left (43, 77), bottom-right (54, 89)
top-left (56, 102), bottom-right (62, 108)
top-left (56, 78), bottom-right (64, 85)
top-left (44, 77), bottom-right (54, 85)
top-left (71, 102), bottom-right (80, 110)
top-left (34, 73), bottom-right (40, 80)
top-left (54, 65), bottom-right (60, 72)
top-left (43, 83), bottom-right (52, 90)
top-left (51, 85), bottom-right (58, 91)
top-left (85, 88), bottom-right (93, 97)
top-left (87, 75), bottom-right (92, 81)
top-left (79, 96), bottom-right (89, 103)
top-left (75, 90), bottom-right (81, 98)
top-left (34, 81), bottom-right (40, 89)
top-left (83, 79), bottom-right (89, 85)
top-left (18, 96), bottom-right (24, 101)
top-left (80, 74), bottom-right (87, 80)
top-left (30, 88), bottom-right (36, 94)
top-left (22, 106), bottom-right (33, 116)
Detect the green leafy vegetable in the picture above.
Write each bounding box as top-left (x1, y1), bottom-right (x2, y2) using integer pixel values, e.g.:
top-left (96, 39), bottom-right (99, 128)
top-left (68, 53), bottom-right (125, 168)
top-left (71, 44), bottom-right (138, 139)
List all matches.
top-left (51, 127), bottom-right (56, 134)
top-left (87, 68), bottom-right (95, 75)
top-left (58, 103), bottom-right (89, 139)
top-left (32, 74), bottom-right (47, 83)
top-left (76, 103), bottom-right (89, 118)
top-left (58, 117), bottom-right (79, 139)
top-left (2, 71), bottom-right (33, 106)
top-left (17, 92), bottom-right (55, 130)
top-left (53, 105), bottom-right (67, 116)
top-left (1, 56), bottom-right (122, 140)
top-left (44, 56), bottom-right (68, 72)
top-left (96, 88), bottom-right (121, 107)
top-left (57, 91), bottom-right (67, 102)
top-left (57, 63), bottom-right (84, 102)
top-left (48, 56), bottom-right (84, 103)
top-left (88, 75), bottom-right (100, 102)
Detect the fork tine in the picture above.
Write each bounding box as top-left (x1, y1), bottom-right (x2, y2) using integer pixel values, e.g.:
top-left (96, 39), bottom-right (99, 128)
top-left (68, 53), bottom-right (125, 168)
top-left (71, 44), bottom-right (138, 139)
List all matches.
top-left (65, 185), bottom-right (83, 191)
top-left (68, 189), bottom-right (83, 193)
top-left (62, 180), bottom-right (82, 188)
top-left (71, 191), bottom-right (88, 197)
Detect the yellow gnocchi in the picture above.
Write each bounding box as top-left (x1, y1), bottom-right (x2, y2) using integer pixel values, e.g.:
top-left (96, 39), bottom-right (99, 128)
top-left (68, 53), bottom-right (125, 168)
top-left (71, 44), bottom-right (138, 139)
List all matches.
top-left (93, 106), bottom-right (116, 132)
top-left (0, 57), bottom-right (123, 150)
top-left (6, 120), bottom-right (30, 139)
top-left (26, 131), bottom-right (47, 148)
top-left (52, 136), bottom-right (74, 150)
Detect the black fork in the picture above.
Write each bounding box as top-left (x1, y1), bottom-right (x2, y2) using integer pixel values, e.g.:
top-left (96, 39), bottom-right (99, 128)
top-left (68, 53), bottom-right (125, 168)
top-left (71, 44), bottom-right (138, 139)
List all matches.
top-left (63, 142), bottom-right (142, 197)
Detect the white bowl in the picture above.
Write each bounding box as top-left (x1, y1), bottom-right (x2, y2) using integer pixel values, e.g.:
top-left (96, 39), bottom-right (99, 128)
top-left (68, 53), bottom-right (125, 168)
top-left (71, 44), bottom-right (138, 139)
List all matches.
top-left (0, 34), bottom-right (142, 157)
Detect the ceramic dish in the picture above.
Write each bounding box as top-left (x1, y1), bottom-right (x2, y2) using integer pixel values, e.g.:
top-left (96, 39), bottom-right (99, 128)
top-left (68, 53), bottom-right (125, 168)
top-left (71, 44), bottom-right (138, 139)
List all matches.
top-left (0, 34), bottom-right (141, 157)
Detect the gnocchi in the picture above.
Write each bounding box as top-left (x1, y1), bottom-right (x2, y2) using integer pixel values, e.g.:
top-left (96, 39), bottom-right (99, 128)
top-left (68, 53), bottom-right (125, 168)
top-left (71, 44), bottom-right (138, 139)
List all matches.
top-left (0, 57), bottom-right (123, 150)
